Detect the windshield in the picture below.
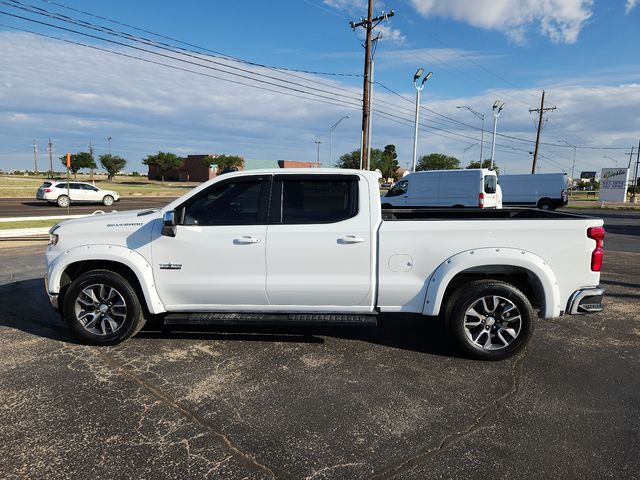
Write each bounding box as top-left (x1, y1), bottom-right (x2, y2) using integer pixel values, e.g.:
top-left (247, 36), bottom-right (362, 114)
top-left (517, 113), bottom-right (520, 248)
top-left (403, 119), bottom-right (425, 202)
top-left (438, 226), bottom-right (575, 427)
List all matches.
top-left (386, 180), bottom-right (408, 197)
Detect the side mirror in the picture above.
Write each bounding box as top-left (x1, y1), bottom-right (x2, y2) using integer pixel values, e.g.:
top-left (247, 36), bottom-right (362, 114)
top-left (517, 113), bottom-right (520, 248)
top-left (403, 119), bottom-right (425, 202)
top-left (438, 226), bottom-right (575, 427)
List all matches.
top-left (162, 210), bottom-right (177, 237)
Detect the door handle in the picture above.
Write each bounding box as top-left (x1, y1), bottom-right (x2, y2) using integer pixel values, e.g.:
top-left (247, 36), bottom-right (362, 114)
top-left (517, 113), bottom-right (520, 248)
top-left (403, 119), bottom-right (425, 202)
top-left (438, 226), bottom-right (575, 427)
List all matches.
top-left (233, 236), bottom-right (261, 245)
top-left (338, 235), bottom-right (365, 244)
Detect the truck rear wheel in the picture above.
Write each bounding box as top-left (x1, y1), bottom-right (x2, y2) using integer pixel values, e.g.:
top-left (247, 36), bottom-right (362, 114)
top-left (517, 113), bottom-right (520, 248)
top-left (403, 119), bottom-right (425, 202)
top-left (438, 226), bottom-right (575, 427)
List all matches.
top-left (447, 280), bottom-right (534, 360)
top-left (63, 269), bottom-right (147, 345)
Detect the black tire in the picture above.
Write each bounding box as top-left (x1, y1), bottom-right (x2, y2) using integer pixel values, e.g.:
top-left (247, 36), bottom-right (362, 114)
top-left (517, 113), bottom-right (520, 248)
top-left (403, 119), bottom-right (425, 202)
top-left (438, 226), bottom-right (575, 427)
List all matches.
top-left (446, 280), bottom-right (534, 360)
top-left (63, 269), bottom-right (147, 345)
top-left (381, 203), bottom-right (393, 209)
top-left (537, 199), bottom-right (553, 210)
top-left (102, 195), bottom-right (114, 206)
top-left (57, 195), bottom-right (70, 208)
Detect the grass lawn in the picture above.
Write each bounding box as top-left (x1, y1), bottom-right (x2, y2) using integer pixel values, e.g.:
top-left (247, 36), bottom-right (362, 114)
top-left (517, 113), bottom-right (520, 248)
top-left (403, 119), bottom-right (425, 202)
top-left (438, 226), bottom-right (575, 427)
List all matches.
top-left (0, 174), bottom-right (195, 198)
top-left (0, 219), bottom-right (59, 230)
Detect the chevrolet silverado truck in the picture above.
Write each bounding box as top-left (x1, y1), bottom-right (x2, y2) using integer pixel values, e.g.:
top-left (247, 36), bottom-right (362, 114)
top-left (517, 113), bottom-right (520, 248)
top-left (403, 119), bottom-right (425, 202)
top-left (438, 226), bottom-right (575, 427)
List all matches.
top-left (44, 169), bottom-right (605, 360)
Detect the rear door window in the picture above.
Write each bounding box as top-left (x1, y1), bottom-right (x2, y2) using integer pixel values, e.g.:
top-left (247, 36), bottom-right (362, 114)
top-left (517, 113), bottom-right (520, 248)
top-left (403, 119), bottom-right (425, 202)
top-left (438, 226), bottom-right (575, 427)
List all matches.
top-left (274, 176), bottom-right (358, 224)
top-left (484, 175), bottom-right (497, 194)
top-left (39, 182), bottom-right (52, 189)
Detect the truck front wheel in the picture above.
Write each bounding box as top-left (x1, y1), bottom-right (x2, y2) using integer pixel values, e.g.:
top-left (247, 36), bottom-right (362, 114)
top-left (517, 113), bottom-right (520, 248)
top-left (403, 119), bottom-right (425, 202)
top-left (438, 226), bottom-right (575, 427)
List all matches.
top-left (63, 269), bottom-right (147, 345)
top-left (447, 280), bottom-right (534, 360)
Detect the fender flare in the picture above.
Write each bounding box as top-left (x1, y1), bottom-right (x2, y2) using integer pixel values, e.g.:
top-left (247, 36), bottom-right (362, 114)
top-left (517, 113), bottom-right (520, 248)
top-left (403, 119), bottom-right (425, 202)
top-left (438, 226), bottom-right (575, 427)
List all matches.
top-left (47, 244), bottom-right (166, 315)
top-left (422, 247), bottom-right (561, 318)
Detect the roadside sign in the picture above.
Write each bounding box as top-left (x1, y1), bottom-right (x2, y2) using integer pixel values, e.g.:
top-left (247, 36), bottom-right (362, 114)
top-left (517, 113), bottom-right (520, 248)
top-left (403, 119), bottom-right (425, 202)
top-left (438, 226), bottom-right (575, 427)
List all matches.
top-left (600, 168), bottom-right (629, 202)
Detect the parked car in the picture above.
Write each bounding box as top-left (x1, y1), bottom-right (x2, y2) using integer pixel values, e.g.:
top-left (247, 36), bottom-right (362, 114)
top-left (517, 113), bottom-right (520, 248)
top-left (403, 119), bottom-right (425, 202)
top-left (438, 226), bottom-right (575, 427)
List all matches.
top-left (36, 181), bottom-right (120, 207)
top-left (381, 169), bottom-right (500, 208)
top-left (498, 173), bottom-right (569, 210)
top-left (44, 168), bottom-right (604, 360)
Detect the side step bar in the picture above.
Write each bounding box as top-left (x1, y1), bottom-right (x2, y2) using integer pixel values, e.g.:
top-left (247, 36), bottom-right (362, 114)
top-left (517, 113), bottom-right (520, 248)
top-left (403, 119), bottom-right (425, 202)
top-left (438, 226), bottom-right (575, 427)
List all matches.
top-left (164, 312), bottom-right (378, 327)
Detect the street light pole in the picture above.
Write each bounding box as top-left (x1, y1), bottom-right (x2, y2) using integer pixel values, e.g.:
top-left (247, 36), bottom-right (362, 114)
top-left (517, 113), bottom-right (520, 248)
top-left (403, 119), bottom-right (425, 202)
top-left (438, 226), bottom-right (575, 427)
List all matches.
top-left (561, 140), bottom-right (577, 195)
top-left (107, 136), bottom-right (112, 156)
top-left (457, 106), bottom-right (485, 164)
top-left (314, 140), bottom-right (322, 168)
top-left (602, 155), bottom-right (618, 166)
top-left (412, 68), bottom-right (433, 172)
top-left (329, 115), bottom-right (350, 166)
top-left (490, 101), bottom-right (505, 170)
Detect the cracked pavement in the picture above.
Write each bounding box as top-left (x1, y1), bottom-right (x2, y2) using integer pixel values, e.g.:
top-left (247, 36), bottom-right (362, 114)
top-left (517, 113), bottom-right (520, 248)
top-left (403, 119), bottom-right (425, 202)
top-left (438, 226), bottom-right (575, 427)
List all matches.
top-left (0, 244), bottom-right (638, 479)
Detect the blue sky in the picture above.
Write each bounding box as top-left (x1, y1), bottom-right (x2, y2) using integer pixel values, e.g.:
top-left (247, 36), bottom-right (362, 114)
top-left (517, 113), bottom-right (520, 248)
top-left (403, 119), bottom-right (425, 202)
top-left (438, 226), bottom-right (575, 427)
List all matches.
top-left (1, 0), bottom-right (639, 176)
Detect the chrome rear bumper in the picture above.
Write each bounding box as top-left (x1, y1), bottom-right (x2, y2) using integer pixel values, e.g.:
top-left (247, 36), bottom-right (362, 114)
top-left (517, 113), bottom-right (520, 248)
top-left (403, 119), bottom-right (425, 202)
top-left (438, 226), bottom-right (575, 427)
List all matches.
top-left (566, 286), bottom-right (605, 314)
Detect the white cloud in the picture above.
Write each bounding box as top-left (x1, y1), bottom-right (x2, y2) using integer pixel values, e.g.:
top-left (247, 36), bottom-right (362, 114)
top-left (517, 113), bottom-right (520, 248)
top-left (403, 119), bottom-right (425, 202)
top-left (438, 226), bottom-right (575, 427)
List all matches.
top-left (0, 31), bottom-right (637, 177)
top-left (378, 47), bottom-right (499, 67)
top-left (408, 0), bottom-right (593, 44)
top-left (626, 0), bottom-right (639, 13)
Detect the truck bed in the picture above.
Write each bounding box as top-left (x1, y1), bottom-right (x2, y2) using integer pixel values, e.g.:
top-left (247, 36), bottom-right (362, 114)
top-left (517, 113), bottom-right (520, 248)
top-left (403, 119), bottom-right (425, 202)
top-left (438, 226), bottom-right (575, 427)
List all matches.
top-left (382, 207), bottom-right (590, 221)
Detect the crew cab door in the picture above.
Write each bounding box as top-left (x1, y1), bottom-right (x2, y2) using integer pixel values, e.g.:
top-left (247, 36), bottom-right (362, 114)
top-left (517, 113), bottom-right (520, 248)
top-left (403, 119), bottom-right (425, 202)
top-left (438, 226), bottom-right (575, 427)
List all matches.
top-left (152, 175), bottom-right (271, 309)
top-left (265, 174), bottom-right (374, 311)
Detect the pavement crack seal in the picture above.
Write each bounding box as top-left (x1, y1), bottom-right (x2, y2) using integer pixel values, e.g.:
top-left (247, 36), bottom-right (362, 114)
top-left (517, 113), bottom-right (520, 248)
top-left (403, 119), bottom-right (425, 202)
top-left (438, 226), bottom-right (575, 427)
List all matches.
top-left (95, 349), bottom-right (284, 480)
top-left (368, 347), bottom-right (529, 480)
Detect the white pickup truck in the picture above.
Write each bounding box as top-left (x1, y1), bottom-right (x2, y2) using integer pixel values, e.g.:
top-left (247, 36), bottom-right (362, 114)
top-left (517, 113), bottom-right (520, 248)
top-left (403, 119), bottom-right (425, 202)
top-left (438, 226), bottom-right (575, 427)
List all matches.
top-left (44, 169), bottom-right (606, 360)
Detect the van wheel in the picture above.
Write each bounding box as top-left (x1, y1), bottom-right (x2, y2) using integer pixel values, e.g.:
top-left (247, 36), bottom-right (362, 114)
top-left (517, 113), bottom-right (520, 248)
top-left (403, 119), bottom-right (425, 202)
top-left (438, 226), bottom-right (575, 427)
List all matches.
top-left (57, 195), bottom-right (70, 208)
top-left (447, 280), bottom-right (534, 361)
top-left (102, 195), bottom-right (114, 206)
top-left (63, 269), bottom-right (147, 345)
top-left (537, 200), bottom-right (553, 210)
top-left (381, 203), bottom-right (393, 209)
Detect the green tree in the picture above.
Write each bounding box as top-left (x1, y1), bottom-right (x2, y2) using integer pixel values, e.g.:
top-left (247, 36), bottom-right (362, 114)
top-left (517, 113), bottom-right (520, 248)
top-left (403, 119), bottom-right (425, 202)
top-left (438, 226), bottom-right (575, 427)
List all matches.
top-left (99, 154), bottom-right (127, 181)
top-left (59, 151), bottom-right (96, 179)
top-left (466, 159), bottom-right (500, 174)
top-left (203, 154), bottom-right (245, 174)
top-left (416, 153), bottom-right (460, 171)
top-left (335, 148), bottom-right (382, 170)
top-left (371, 144), bottom-right (400, 180)
top-left (143, 151), bottom-right (182, 182)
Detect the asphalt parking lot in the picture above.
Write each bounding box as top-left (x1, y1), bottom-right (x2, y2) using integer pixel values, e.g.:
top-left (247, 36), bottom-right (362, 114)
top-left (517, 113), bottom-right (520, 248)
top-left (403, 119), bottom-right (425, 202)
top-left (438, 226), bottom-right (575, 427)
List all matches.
top-left (1, 234), bottom-right (639, 479)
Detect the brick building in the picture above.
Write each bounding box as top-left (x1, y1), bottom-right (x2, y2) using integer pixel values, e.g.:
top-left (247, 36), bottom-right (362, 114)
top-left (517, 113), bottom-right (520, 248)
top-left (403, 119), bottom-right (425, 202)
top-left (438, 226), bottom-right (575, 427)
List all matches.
top-left (147, 154), bottom-right (219, 182)
top-left (277, 160), bottom-right (319, 168)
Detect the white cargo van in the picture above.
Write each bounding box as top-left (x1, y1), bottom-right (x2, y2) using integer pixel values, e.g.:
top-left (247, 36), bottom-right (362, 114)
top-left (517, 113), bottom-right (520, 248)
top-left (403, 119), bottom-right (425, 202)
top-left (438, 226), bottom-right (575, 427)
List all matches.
top-left (498, 173), bottom-right (569, 210)
top-left (382, 169), bottom-right (499, 208)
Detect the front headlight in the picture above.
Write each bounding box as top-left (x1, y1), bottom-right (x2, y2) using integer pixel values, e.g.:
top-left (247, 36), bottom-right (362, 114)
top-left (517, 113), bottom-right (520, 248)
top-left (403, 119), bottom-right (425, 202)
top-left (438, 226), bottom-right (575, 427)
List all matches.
top-left (48, 224), bottom-right (60, 246)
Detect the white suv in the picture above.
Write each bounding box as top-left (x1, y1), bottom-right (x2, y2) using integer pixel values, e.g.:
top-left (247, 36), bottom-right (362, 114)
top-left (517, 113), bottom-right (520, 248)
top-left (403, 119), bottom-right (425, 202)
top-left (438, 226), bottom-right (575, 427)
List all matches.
top-left (36, 181), bottom-right (120, 207)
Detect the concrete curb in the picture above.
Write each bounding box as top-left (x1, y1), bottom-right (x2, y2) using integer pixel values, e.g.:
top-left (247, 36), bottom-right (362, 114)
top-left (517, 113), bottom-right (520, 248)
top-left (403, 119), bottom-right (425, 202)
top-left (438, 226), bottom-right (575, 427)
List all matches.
top-left (0, 227), bottom-right (51, 238)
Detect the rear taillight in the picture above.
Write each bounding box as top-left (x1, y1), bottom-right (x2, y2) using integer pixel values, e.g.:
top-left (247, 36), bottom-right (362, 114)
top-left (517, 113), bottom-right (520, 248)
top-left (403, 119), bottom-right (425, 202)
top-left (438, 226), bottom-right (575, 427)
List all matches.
top-left (587, 226), bottom-right (605, 271)
top-left (43, 188), bottom-right (52, 193)
top-left (478, 192), bottom-right (485, 208)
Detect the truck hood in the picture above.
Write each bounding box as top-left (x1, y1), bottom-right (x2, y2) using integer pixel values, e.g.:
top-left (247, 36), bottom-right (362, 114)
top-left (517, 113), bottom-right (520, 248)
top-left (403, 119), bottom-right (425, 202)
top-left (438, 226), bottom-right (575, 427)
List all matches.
top-left (52, 208), bottom-right (161, 251)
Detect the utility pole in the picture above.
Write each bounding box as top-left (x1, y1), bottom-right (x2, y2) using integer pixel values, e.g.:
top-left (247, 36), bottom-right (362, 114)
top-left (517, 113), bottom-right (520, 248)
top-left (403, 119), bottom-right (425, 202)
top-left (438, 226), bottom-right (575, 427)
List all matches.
top-left (350, 3), bottom-right (394, 170)
top-left (107, 136), bottom-right (112, 155)
top-left (88, 141), bottom-right (94, 183)
top-left (627, 146), bottom-right (635, 170)
top-left (634, 139), bottom-right (640, 191)
top-left (314, 140), bottom-right (321, 167)
top-left (32, 139), bottom-right (38, 174)
top-left (47, 138), bottom-right (53, 179)
top-left (529, 90), bottom-right (556, 174)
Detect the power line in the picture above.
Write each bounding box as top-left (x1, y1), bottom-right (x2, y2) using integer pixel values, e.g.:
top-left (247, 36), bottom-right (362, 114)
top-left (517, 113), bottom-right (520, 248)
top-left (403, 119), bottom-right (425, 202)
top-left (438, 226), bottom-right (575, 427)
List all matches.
top-left (32, 0), bottom-right (361, 77)
top-left (0, 23), bottom-right (364, 112)
top-left (0, 9), bottom-right (365, 109)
